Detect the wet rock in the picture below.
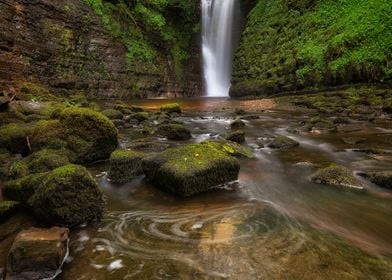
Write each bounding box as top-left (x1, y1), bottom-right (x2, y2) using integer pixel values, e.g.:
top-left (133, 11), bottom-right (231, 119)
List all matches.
top-left (303, 117), bottom-right (336, 132)
top-left (202, 139), bottom-right (254, 158)
top-left (310, 165), bottom-right (363, 190)
top-left (4, 164), bottom-right (105, 226)
top-left (157, 124), bottom-right (191, 140)
top-left (6, 227), bottom-right (69, 280)
top-left (234, 108), bottom-right (246, 115)
top-left (129, 112), bottom-right (150, 124)
top-left (230, 118), bottom-right (245, 130)
top-left (108, 150), bottom-right (145, 184)
top-left (268, 136), bottom-right (299, 149)
top-left (0, 201), bottom-right (20, 223)
top-left (226, 130), bottom-right (245, 144)
top-left (342, 137), bottom-right (365, 145)
top-left (142, 144), bottom-right (240, 197)
top-left (127, 138), bottom-right (170, 152)
top-left (160, 103), bottom-right (181, 114)
top-left (112, 119), bottom-right (125, 128)
top-left (101, 109), bottom-right (124, 120)
top-left (241, 115), bottom-right (260, 120)
top-left (360, 171), bottom-right (392, 189)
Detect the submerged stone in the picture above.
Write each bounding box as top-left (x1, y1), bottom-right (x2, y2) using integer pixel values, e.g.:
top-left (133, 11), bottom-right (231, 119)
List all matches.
top-left (158, 123), bottom-right (191, 140)
top-left (268, 136), bottom-right (299, 150)
top-left (310, 165), bottom-right (363, 190)
top-left (360, 171), bottom-right (392, 189)
top-left (109, 149), bottom-right (145, 183)
top-left (7, 227), bottom-right (69, 280)
top-left (142, 144), bottom-right (240, 197)
top-left (226, 130), bottom-right (246, 143)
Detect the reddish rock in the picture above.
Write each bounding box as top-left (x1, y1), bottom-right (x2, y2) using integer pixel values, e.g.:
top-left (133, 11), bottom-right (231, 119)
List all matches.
top-left (6, 227), bottom-right (69, 280)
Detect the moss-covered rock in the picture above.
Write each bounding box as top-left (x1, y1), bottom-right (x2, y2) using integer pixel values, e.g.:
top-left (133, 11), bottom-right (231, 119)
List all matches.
top-left (160, 103), bottom-right (181, 114)
top-left (0, 201), bottom-right (21, 222)
top-left (29, 164), bottom-right (105, 226)
top-left (230, 118), bottom-right (246, 130)
top-left (158, 123), bottom-right (191, 140)
top-left (101, 109), bottom-right (123, 120)
top-left (226, 130), bottom-right (246, 143)
top-left (4, 164), bottom-right (105, 226)
top-left (129, 112), bottom-right (150, 124)
top-left (0, 123), bottom-right (30, 154)
top-left (142, 144), bottom-right (240, 197)
top-left (310, 165), bottom-right (363, 190)
top-left (268, 136), bottom-right (299, 149)
top-left (201, 139), bottom-right (254, 159)
top-left (8, 149), bottom-right (70, 179)
top-left (126, 138), bottom-right (170, 152)
top-left (360, 171), bottom-right (392, 189)
top-left (108, 149), bottom-right (145, 184)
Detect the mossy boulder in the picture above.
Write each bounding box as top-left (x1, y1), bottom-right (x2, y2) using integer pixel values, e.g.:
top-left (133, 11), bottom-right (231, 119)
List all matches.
top-left (129, 112), bottom-right (150, 123)
top-left (310, 165), bottom-right (363, 190)
top-left (127, 138), bottom-right (170, 152)
top-left (230, 118), bottom-right (246, 130)
top-left (142, 144), bottom-right (240, 197)
top-left (268, 136), bottom-right (299, 149)
top-left (202, 140), bottom-right (254, 158)
top-left (30, 108), bottom-right (118, 163)
top-left (160, 103), bottom-right (181, 114)
top-left (360, 171), bottom-right (392, 189)
top-left (101, 109), bottom-right (123, 120)
top-left (226, 130), bottom-right (245, 143)
top-left (158, 123), bottom-right (191, 140)
top-left (8, 149), bottom-right (70, 179)
top-left (0, 201), bottom-right (21, 222)
top-left (108, 149), bottom-right (145, 184)
top-left (4, 164), bottom-right (105, 226)
top-left (0, 123), bottom-right (30, 154)
top-left (303, 117), bottom-right (337, 132)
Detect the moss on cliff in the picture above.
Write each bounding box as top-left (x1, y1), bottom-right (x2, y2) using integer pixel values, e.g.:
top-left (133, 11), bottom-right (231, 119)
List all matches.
top-left (232, 0), bottom-right (391, 95)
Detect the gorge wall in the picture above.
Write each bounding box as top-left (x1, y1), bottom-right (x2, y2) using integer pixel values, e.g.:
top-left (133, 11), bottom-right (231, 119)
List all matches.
top-left (0, 0), bottom-right (201, 99)
top-left (231, 0), bottom-right (391, 97)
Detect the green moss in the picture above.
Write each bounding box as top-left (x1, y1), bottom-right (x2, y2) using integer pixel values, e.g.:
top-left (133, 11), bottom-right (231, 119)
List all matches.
top-left (8, 160), bottom-right (29, 180)
top-left (202, 140), bottom-right (254, 159)
top-left (268, 136), bottom-right (300, 149)
top-left (157, 123), bottom-right (191, 140)
top-left (361, 171), bottom-right (392, 189)
top-left (226, 130), bottom-right (246, 144)
top-left (160, 103), bottom-right (181, 114)
top-left (0, 123), bottom-right (30, 153)
top-left (233, 0), bottom-right (392, 94)
top-left (108, 149), bottom-right (145, 183)
top-left (310, 165), bottom-right (363, 190)
top-left (29, 164), bottom-right (105, 226)
top-left (3, 173), bottom-right (47, 203)
top-left (18, 83), bottom-right (57, 101)
top-left (130, 112), bottom-right (150, 123)
top-left (0, 201), bottom-right (21, 222)
top-left (142, 144), bottom-right (240, 197)
top-left (101, 109), bottom-right (123, 120)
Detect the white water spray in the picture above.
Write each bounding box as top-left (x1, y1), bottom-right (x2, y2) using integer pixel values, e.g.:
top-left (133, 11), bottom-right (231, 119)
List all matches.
top-left (202, 0), bottom-right (239, 97)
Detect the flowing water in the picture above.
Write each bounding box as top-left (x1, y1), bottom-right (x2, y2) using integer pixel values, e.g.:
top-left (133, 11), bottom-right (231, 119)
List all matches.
top-left (56, 98), bottom-right (392, 279)
top-left (202, 0), bottom-right (240, 97)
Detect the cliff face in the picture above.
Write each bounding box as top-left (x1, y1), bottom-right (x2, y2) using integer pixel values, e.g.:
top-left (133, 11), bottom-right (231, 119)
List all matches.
top-left (0, 0), bottom-right (201, 99)
top-left (231, 0), bottom-right (391, 97)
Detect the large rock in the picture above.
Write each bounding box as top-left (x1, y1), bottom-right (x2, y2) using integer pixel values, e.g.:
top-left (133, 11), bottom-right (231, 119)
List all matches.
top-left (101, 109), bottom-right (123, 120)
top-left (142, 144), bottom-right (240, 197)
top-left (30, 108), bottom-right (118, 164)
top-left (4, 164), bottom-right (105, 226)
top-left (310, 165), bottom-right (363, 190)
top-left (6, 227), bottom-right (69, 280)
top-left (0, 124), bottom-right (30, 154)
top-left (268, 136), bottom-right (299, 149)
top-left (360, 171), bottom-right (392, 189)
top-left (226, 130), bottom-right (246, 144)
top-left (108, 149), bottom-right (145, 184)
top-left (157, 123), bottom-right (191, 140)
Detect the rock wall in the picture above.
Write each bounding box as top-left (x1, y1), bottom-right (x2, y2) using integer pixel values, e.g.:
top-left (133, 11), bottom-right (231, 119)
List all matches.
top-left (0, 0), bottom-right (201, 99)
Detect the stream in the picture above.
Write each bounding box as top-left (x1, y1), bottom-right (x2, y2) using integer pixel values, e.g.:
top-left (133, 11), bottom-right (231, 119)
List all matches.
top-left (60, 98), bottom-right (392, 279)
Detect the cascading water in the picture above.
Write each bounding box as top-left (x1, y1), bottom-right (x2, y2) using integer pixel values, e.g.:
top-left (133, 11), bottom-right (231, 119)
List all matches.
top-left (202, 0), bottom-right (240, 97)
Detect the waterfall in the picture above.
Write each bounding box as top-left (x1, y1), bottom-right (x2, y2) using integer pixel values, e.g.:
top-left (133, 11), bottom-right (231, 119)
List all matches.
top-left (202, 0), bottom-right (239, 97)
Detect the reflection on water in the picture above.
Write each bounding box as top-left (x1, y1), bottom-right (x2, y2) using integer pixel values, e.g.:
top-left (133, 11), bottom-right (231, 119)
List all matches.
top-left (60, 98), bottom-right (392, 279)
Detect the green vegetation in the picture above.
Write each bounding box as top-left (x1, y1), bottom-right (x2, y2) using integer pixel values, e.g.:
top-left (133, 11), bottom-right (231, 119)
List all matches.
top-left (233, 0), bottom-right (392, 94)
top-left (108, 149), bottom-right (145, 183)
top-left (0, 201), bottom-right (20, 222)
top-left (160, 103), bottom-right (182, 114)
top-left (310, 165), bottom-right (362, 189)
top-left (84, 0), bottom-right (199, 78)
